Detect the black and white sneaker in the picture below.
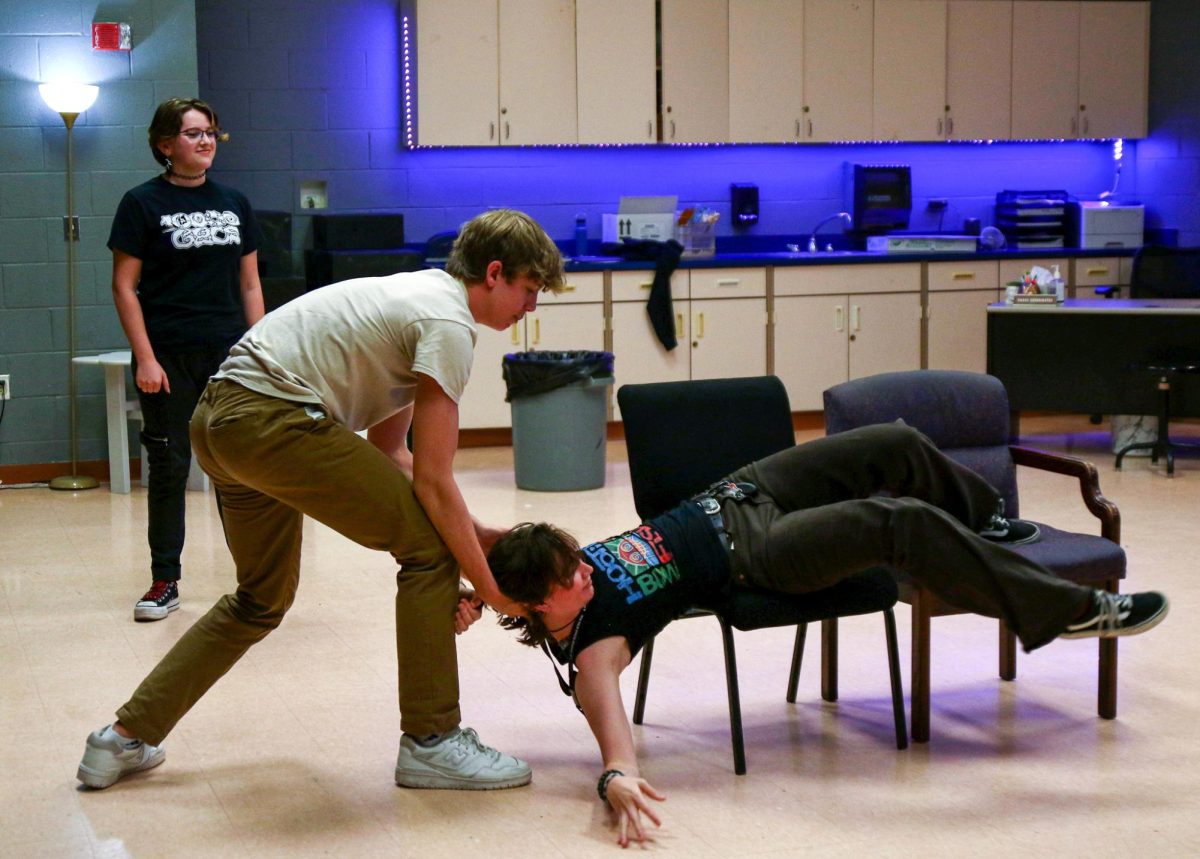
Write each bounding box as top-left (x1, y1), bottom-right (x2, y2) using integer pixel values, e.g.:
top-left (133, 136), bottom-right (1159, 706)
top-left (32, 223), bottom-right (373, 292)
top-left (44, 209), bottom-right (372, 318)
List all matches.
top-left (1060, 590), bottom-right (1169, 639)
top-left (979, 512), bottom-right (1041, 545)
top-left (134, 580), bottom-right (179, 622)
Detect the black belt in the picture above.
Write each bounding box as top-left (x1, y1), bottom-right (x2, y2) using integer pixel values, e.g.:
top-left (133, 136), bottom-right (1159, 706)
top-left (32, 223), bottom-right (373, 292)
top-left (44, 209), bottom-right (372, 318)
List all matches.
top-left (694, 496), bottom-right (733, 552)
top-left (691, 479), bottom-right (756, 553)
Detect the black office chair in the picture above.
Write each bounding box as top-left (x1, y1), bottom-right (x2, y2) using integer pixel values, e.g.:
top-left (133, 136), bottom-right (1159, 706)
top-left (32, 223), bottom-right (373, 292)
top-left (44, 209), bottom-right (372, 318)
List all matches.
top-left (618, 376), bottom-right (907, 775)
top-left (1114, 246), bottom-right (1200, 475)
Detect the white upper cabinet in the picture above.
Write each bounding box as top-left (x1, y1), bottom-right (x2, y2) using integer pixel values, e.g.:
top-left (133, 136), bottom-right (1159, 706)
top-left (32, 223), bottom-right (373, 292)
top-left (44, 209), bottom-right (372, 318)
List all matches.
top-left (873, 0), bottom-right (947, 141)
top-left (661, 0), bottom-right (730, 142)
top-left (415, 0), bottom-right (498, 146)
top-left (729, 0), bottom-right (805, 143)
top-left (577, 0), bottom-right (657, 144)
top-left (498, 0), bottom-right (577, 145)
top-left (1079, 1), bottom-right (1149, 139)
top-left (803, 0), bottom-right (874, 142)
top-left (946, 0), bottom-right (1012, 140)
top-left (1012, 1), bottom-right (1083, 139)
top-left (1013, 1), bottom-right (1148, 140)
top-left (416, 0), bottom-right (576, 146)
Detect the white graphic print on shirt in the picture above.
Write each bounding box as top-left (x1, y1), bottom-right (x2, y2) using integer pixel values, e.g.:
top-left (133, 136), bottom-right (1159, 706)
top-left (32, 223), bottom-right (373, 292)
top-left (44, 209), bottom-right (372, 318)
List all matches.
top-left (160, 210), bottom-right (242, 249)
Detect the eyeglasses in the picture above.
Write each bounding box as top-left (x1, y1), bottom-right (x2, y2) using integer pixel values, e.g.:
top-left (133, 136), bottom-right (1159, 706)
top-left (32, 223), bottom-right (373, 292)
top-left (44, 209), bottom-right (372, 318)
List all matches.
top-left (177, 129), bottom-right (220, 142)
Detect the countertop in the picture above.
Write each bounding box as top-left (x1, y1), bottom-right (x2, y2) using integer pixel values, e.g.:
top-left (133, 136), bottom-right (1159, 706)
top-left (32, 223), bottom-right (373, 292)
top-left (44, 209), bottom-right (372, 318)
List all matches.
top-left (564, 246), bottom-right (1135, 272)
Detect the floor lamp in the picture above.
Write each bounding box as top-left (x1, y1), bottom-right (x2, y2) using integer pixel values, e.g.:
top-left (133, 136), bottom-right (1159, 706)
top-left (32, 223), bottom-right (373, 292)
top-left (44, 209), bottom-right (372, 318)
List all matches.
top-left (40, 82), bottom-right (100, 491)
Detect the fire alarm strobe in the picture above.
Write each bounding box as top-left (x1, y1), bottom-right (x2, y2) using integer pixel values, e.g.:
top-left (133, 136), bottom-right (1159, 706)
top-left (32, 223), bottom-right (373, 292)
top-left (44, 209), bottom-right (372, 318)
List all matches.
top-left (92, 22), bottom-right (132, 51)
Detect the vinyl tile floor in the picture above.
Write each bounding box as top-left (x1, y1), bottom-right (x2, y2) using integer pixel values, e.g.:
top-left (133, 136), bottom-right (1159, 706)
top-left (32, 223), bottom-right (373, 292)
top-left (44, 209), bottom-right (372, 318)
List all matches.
top-left (2, 416), bottom-right (1199, 858)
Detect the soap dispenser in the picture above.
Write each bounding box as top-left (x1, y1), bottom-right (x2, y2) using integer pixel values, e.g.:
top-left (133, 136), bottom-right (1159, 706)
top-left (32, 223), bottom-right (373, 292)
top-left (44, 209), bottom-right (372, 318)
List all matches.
top-left (574, 213), bottom-right (588, 258)
top-left (1051, 264), bottom-right (1065, 302)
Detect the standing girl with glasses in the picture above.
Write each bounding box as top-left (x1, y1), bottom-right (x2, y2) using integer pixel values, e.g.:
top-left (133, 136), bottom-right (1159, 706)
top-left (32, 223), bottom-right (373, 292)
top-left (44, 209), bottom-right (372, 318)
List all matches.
top-left (108, 97), bottom-right (264, 622)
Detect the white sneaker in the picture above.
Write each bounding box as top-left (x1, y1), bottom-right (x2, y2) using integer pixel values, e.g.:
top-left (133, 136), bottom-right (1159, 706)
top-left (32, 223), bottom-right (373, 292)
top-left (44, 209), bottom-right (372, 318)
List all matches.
top-left (395, 727), bottom-right (531, 790)
top-left (77, 725), bottom-right (165, 789)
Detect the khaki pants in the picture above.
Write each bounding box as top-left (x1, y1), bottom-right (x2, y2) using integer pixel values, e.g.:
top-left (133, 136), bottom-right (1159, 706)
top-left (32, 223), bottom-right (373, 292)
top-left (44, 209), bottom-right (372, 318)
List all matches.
top-left (116, 380), bottom-right (461, 745)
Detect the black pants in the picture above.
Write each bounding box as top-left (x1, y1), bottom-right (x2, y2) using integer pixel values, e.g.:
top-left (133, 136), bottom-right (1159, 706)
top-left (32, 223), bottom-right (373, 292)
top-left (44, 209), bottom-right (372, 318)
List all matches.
top-left (133, 348), bottom-right (229, 583)
top-left (718, 423), bottom-right (1093, 652)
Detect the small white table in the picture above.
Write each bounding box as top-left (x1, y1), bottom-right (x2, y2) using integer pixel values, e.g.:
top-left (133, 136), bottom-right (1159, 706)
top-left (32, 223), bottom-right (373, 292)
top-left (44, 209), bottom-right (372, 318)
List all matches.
top-left (72, 350), bottom-right (208, 494)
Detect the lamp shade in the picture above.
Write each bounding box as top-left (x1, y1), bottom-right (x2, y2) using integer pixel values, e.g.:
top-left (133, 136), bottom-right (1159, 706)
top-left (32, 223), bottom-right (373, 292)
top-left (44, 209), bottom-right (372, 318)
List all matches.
top-left (38, 83), bottom-right (99, 114)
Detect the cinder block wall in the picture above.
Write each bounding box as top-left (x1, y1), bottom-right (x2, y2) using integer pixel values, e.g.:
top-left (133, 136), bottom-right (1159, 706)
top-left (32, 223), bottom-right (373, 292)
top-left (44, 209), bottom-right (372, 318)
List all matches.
top-left (0, 0), bottom-right (198, 468)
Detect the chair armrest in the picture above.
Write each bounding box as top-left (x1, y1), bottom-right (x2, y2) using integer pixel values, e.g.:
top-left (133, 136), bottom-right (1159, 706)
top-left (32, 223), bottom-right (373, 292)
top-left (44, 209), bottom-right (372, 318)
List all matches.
top-left (1009, 445), bottom-right (1121, 543)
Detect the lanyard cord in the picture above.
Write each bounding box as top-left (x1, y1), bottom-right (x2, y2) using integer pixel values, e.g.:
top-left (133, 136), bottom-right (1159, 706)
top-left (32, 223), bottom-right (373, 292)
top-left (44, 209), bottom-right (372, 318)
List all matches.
top-left (540, 605), bottom-right (588, 713)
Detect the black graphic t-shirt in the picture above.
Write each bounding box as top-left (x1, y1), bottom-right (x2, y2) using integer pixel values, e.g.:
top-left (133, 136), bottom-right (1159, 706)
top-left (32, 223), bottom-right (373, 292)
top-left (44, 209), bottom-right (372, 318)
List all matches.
top-left (572, 502), bottom-right (732, 660)
top-left (108, 176), bottom-right (258, 354)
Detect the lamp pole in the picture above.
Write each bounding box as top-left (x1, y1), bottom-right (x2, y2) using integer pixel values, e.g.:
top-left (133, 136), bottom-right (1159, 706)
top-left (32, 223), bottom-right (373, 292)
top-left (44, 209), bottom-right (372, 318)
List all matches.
top-left (40, 84), bottom-right (100, 491)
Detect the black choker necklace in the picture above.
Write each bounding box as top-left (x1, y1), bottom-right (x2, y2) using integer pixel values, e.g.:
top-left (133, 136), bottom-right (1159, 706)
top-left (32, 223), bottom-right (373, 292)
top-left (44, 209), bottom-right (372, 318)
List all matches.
top-left (166, 168), bottom-right (206, 181)
top-left (547, 611), bottom-right (582, 635)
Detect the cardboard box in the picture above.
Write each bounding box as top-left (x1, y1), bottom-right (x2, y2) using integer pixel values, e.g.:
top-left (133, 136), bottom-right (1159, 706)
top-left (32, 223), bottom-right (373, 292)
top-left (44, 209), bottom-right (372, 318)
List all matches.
top-left (602, 195), bottom-right (679, 244)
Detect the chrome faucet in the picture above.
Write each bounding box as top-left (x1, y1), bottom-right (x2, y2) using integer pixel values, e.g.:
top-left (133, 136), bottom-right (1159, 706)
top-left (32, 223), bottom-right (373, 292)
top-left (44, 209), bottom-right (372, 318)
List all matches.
top-left (807, 211), bottom-right (852, 252)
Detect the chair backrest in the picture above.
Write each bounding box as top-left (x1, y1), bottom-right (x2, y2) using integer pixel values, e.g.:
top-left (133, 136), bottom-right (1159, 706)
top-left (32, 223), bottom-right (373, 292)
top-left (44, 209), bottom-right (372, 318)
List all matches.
top-left (618, 376), bottom-right (796, 520)
top-left (823, 370), bottom-right (1019, 516)
top-left (1129, 246), bottom-right (1200, 299)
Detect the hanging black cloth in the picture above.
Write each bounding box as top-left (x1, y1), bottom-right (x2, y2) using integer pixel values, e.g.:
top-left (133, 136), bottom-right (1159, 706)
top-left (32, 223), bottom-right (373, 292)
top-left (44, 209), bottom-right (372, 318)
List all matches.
top-left (610, 238), bottom-right (684, 351)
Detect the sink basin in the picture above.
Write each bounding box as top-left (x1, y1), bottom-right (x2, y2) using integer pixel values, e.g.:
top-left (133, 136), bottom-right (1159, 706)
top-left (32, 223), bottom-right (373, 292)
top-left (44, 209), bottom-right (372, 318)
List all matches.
top-left (757, 250), bottom-right (874, 259)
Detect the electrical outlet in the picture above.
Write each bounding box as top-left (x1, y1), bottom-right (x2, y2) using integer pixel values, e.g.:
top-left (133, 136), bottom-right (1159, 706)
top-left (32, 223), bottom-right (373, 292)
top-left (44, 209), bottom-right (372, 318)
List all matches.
top-left (0, 374), bottom-right (9, 400)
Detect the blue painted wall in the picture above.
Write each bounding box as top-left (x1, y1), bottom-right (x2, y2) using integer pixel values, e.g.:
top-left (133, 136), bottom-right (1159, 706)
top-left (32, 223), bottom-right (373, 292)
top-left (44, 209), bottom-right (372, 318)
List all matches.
top-left (0, 0), bottom-right (198, 468)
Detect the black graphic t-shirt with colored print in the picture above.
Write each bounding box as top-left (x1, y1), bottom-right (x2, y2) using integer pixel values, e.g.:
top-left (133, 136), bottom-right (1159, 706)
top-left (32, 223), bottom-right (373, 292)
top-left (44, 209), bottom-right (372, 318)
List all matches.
top-left (574, 502), bottom-right (733, 660)
top-left (108, 176), bottom-right (259, 354)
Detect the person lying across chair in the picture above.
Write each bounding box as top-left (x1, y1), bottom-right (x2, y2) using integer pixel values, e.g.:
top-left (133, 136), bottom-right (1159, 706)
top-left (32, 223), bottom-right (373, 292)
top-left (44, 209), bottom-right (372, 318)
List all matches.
top-left (454, 422), bottom-right (1168, 847)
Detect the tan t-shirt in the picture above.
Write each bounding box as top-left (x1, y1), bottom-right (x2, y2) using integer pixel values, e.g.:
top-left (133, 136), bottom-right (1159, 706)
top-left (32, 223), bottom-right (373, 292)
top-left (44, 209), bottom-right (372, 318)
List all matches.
top-left (214, 268), bottom-right (476, 431)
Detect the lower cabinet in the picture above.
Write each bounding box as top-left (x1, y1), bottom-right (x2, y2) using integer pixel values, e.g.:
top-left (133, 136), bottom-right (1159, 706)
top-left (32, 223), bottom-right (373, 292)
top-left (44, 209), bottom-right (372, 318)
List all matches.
top-left (926, 261), bottom-right (1001, 374)
top-left (773, 264), bottom-right (922, 411)
top-left (610, 268), bottom-right (767, 418)
top-left (456, 255), bottom-right (1130, 430)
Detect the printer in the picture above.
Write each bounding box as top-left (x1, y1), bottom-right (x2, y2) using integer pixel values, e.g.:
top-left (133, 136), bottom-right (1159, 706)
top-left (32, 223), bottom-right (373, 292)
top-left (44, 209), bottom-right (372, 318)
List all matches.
top-left (1069, 201), bottom-right (1144, 249)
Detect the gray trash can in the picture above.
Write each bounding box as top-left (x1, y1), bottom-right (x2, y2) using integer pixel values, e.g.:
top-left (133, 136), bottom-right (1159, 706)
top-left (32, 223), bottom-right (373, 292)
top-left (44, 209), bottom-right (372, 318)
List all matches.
top-left (504, 351), bottom-right (615, 491)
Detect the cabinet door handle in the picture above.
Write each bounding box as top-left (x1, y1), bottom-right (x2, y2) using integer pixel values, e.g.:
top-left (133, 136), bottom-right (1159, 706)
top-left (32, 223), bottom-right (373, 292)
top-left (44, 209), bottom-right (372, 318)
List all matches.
top-left (1082, 115), bottom-right (1089, 135)
top-left (510, 324), bottom-right (520, 345)
top-left (670, 119), bottom-right (676, 139)
top-left (716, 278), bottom-right (740, 289)
top-left (531, 318), bottom-right (540, 345)
top-left (675, 313), bottom-right (684, 337)
top-left (795, 119), bottom-right (801, 139)
top-left (639, 281), bottom-right (654, 290)
top-left (1087, 267), bottom-right (1109, 276)
top-left (1071, 115), bottom-right (1078, 136)
top-left (560, 283), bottom-right (577, 292)
top-left (835, 305), bottom-right (844, 332)
top-left (505, 121), bottom-right (510, 140)
top-left (489, 122), bottom-right (495, 141)
top-left (937, 117), bottom-right (943, 136)
top-left (696, 312), bottom-right (705, 338)
top-left (947, 116), bottom-right (954, 136)
top-left (851, 304), bottom-right (861, 332)
top-left (807, 118), bottom-right (813, 138)
top-left (952, 272), bottom-right (975, 280)
top-left (648, 120), bottom-right (653, 139)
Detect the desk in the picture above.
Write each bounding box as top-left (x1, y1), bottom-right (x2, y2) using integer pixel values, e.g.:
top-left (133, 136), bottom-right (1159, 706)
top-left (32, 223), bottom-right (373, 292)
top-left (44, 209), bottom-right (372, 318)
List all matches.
top-left (72, 351), bottom-right (208, 494)
top-left (987, 299), bottom-right (1200, 420)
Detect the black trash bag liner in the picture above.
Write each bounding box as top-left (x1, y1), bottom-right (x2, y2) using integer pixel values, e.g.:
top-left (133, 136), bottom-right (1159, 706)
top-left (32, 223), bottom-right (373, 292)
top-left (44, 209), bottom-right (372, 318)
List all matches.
top-left (502, 350), bottom-right (615, 401)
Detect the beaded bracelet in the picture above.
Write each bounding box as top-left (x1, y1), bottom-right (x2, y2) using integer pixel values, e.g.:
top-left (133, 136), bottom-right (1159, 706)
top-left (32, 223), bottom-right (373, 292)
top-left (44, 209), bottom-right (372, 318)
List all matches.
top-left (597, 769), bottom-right (625, 803)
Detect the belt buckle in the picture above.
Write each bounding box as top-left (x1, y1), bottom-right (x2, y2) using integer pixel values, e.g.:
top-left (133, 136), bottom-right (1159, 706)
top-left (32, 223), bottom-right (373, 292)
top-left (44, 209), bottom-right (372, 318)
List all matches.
top-left (697, 496), bottom-right (721, 515)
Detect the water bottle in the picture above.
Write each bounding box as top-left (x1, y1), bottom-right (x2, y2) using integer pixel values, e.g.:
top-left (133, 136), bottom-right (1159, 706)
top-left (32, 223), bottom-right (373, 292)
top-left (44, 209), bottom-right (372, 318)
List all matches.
top-left (574, 214), bottom-right (588, 257)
